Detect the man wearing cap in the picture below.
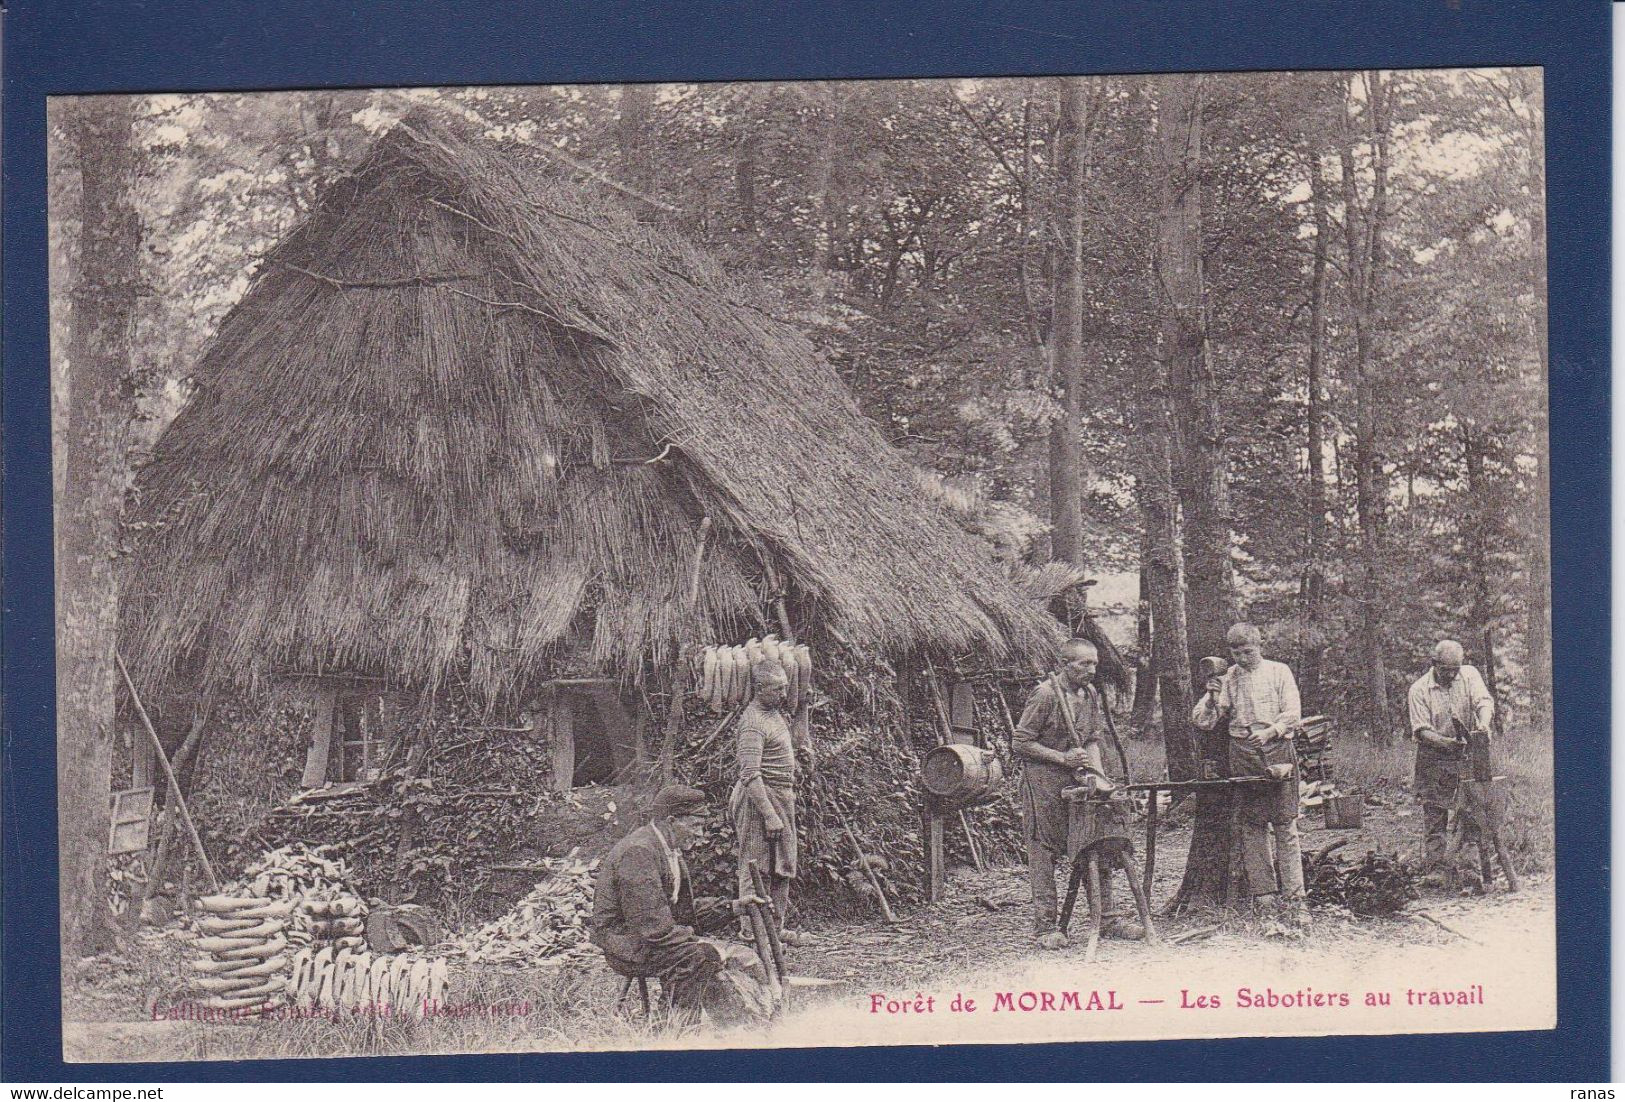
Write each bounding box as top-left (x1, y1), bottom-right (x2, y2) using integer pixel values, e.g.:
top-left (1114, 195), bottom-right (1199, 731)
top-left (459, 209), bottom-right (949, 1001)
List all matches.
top-left (1192, 622), bottom-right (1308, 931)
top-left (1407, 639), bottom-right (1495, 873)
top-left (732, 657), bottom-right (804, 941)
top-left (590, 784), bottom-right (743, 1024)
top-left (1013, 638), bottom-right (1143, 949)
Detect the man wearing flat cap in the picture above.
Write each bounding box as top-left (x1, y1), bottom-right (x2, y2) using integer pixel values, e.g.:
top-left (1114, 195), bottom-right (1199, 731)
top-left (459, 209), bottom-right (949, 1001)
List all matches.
top-left (1407, 639), bottom-right (1495, 872)
top-left (590, 784), bottom-right (748, 1023)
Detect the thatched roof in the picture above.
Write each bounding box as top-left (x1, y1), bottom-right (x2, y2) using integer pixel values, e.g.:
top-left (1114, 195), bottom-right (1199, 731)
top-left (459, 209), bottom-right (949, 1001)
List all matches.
top-left (123, 117), bottom-right (1061, 697)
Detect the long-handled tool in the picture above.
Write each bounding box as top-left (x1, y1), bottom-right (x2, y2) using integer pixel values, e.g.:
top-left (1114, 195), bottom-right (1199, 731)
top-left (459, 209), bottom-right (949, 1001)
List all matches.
top-left (117, 653), bottom-right (219, 893)
top-left (739, 890), bottom-right (784, 1014)
top-left (748, 860), bottom-right (788, 989)
top-left (841, 820), bottom-right (898, 923)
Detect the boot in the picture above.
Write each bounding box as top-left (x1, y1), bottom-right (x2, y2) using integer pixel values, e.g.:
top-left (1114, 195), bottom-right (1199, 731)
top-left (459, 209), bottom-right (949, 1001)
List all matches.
top-left (1101, 914), bottom-right (1145, 941)
top-left (1036, 930), bottom-right (1069, 950)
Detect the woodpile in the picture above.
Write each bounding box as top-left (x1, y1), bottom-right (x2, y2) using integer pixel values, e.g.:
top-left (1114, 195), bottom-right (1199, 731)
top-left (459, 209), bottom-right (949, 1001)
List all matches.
top-left (1303, 841), bottom-right (1419, 917)
top-left (449, 856), bottom-right (599, 966)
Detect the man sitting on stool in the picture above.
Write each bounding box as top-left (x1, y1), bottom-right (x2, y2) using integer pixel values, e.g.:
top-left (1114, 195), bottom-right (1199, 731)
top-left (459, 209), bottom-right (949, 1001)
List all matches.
top-left (589, 784), bottom-right (769, 1026)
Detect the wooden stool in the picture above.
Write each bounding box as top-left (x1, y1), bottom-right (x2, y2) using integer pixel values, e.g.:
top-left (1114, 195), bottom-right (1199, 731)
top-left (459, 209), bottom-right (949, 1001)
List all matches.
top-left (617, 975), bottom-right (651, 1015)
top-left (1446, 777), bottom-right (1520, 893)
top-left (1059, 787), bottom-right (1159, 962)
top-left (610, 969), bottom-right (662, 1026)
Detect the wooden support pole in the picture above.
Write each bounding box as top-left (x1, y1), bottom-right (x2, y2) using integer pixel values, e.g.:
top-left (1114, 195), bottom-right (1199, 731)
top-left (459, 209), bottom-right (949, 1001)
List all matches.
top-left (659, 517), bottom-right (712, 784)
top-left (959, 809), bottom-right (985, 872)
top-left (1143, 785), bottom-right (1160, 902)
top-left (116, 654), bottom-right (219, 893)
top-left (686, 517), bottom-right (712, 607)
top-left (844, 820), bottom-right (898, 922)
top-left (550, 693), bottom-right (576, 793)
top-left (141, 689), bottom-right (214, 910)
top-left (658, 680), bottom-right (683, 786)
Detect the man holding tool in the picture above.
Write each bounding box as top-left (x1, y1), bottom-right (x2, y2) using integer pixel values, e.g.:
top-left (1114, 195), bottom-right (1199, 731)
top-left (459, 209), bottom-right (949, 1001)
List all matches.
top-left (1014, 638), bottom-right (1144, 949)
top-left (1406, 639), bottom-right (1495, 876)
top-left (1192, 622), bottom-right (1308, 932)
top-left (590, 784), bottom-right (770, 1026)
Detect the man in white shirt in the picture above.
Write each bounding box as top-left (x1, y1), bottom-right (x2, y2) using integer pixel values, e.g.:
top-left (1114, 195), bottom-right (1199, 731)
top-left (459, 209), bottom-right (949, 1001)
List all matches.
top-left (1192, 622), bottom-right (1307, 930)
top-left (1407, 639), bottom-right (1495, 870)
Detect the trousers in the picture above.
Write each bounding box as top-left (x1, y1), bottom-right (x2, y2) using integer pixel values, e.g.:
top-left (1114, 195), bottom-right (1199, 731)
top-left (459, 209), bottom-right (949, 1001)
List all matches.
top-left (1238, 815), bottom-right (1305, 898)
top-left (733, 785), bottom-right (795, 936)
top-left (1026, 827), bottom-right (1117, 933)
top-left (1416, 744), bottom-right (1470, 868)
top-left (600, 938), bottom-right (723, 1025)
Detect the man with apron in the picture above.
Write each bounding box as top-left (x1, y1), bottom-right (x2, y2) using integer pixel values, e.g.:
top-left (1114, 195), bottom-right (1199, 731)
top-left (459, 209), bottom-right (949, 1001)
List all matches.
top-left (1192, 622), bottom-right (1307, 931)
top-left (1406, 639), bottom-right (1495, 875)
top-left (1013, 638), bottom-right (1144, 949)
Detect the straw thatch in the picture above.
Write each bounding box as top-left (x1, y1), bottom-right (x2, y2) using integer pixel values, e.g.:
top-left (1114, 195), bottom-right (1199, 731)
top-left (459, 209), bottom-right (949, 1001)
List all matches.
top-left (123, 116), bottom-right (1062, 698)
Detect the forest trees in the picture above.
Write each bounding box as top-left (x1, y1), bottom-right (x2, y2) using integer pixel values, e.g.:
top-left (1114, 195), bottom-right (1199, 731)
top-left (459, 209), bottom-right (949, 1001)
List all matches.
top-left (108, 77), bottom-right (1550, 734)
top-left (56, 97), bottom-right (143, 959)
top-left (49, 72), bottom-right (1552, 937)
top-left (1335, 71), bottom-right (1397, 744)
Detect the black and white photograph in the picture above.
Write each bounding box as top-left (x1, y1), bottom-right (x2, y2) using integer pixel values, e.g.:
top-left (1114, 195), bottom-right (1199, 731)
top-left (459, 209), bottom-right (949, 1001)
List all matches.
top-left (49, 69), bottom-right (1554, 1062)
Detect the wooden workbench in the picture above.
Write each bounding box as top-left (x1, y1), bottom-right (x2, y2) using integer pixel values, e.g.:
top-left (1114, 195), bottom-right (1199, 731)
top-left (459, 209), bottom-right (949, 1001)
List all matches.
top-left (1125, 777), bottom-right (1280, 904)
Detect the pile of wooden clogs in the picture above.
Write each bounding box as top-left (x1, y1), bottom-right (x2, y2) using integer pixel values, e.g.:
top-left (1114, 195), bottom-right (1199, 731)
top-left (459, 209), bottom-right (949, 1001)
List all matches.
top-left (696, 635), bottom-right (813, 713)
top-left (296, 896), bottom-right (366, 953)
top-left (188, 895), bottom-right (295, 1012)
top-left (287, 945), bottom-right (449, 1016)
top-left (231, 844), bottom-right (369, 952)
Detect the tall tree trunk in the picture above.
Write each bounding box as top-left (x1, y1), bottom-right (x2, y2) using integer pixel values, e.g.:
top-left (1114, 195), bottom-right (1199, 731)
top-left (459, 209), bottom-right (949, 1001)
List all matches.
top-left (1297, 158), bottom-right (1332, 713)
top-left (1154, 73), bottom-right (1236, 666)
top-left (1338, 72), bottom-right (1394, 745)
top-left (1520, 80), bottom-right (1552, 734)
top-left (57, 97), bottom-right (142, 961)
top-left (1129, 531), bottom-right (1159, 736)
top-left (1462, 425), bottom-right (1506, 737)
top-left (1525, 444), bottom-right (1551, 727)
top-left (810, 83), bottom-right (845, 301)
top-left (1145, 76), bottom-right (1230, 908)
top-left (1134, 434), bottom-right (1196, 782)
top-left (1047, 77), bottom-right (1089, 565)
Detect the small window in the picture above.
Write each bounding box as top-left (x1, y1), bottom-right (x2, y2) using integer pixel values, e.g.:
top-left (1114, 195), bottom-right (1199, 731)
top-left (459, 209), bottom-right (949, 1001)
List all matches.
top-left (300, 686), bottom-right (395, 788)
top-left (334, 693), bottom-right (384, 782)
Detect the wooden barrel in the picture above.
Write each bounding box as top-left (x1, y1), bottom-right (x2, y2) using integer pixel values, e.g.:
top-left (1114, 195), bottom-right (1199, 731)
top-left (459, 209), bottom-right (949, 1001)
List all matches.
top-left (921, 744), bottom-right (1003, 807)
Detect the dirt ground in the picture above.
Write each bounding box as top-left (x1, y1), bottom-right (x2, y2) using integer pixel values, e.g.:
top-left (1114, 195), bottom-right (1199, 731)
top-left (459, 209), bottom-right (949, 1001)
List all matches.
top-left (61, 791), bottom-right (1555, 1063)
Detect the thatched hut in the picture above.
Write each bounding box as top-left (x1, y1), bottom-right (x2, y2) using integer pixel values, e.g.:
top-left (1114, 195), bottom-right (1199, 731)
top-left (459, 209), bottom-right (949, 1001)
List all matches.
top-left (121, 117), bottom-right (1063, 913)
